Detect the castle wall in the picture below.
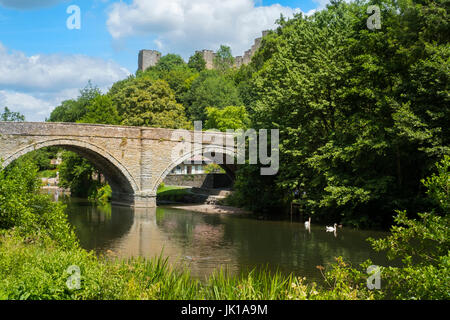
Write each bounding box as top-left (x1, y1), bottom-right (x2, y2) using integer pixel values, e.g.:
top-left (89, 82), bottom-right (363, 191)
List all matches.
top-left (138, 30), bottom-right (270, 71)
top-left (138, 50), bottom-right (162, 71)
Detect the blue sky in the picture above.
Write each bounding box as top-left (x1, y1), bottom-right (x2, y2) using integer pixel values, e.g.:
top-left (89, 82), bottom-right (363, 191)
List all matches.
top-left (0, 0), bottom-right (327, 121)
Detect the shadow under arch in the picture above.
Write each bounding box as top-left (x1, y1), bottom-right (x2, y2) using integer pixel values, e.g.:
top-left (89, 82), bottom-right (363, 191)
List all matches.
top-left (152, 145), bottom-right (237, 192)
top-left (2, 138), bottom-right (139, 202)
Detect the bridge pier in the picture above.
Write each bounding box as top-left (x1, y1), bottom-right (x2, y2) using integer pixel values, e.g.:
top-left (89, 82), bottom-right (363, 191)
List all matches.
top-left (132, 192), bottom-right (157, 208)
top-left (110, 192), bottom-right (156, 208)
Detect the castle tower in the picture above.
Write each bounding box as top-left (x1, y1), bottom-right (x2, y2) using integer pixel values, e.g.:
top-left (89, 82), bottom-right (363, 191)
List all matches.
top-left (138, 50), bottom-right (162, 72)
top-left (196, 50), bottom-right (216, 70)
top-left (138, 30), bottom-right (271, 71)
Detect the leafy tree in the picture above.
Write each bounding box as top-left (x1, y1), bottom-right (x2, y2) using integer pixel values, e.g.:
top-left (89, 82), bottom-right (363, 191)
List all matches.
top-left (21, 147), bottom-right (58, 172)
top-left (367, 155), bottom-right (450, 299)
top-left (48, 99), bottom-right (83, 123)
top-left (47, 81), bottom-right (108, 200)
top-left (0, 158), bottom-right (76, 247)
top-left (234, 0), bottom-right (449, 226)
top-left (109, 76), bottom-right (191, 129)
top-left (214, 45), bottom-right (235, 72)
top-left (188, 52), bottom-right (206, 72)
top-left (140, 55), bottom-right (198, 104)
top-left (205, 106), bottom-right (250, 131)
top-left (77, 95), bottom-right (121, 125)
top-left (49, 81), bottom-right (101, 123)
top-left (58, 151), bottom-right (101, 198)
top-left (1, 107), bottom-right (25, 122)
top-left (152, 54), bottom-right (186, 73)
top-left (422, 155), bottom-right (450, 214)
top-left (182, 70), bottom-right (242, 121)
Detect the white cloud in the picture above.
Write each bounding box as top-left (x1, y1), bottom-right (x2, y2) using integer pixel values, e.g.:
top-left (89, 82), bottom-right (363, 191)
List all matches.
top-left (0, 43), bottom-right (130, 121)
top-left (313, 0), bottom-right (331, 10)
top-left (106, 0), bottom-right (303, 58)
top-left (0, 90), bottom-right (54, 121)
top-left (0, 0), bottom-right (64, 10)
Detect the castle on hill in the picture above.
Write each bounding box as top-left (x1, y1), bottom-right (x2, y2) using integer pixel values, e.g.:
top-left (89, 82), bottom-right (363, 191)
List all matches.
top-left (138, 30), bottom-right (270, 72)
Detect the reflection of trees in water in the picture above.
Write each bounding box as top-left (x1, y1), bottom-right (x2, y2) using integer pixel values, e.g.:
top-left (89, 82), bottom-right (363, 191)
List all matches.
top-left (67, 203), bottom-right (390, 282)
top-left (220, 217), bottom-right (390, 282)
top-left (155, 208), bottom-right (196, 242)
top-left (66, 199), bottom-right (134, 251)
top-left (154, 207), bottom-right (237, 277)
top-left (155, 208), bottom-right (227, 249)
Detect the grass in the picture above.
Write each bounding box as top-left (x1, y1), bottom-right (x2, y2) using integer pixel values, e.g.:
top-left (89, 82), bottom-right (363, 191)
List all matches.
top-left (37, 169), bottom-right (58, 179)
top-left (157, 185), bottom-right (191, 202)
top-left (0, 231), bottom-right (377, 300)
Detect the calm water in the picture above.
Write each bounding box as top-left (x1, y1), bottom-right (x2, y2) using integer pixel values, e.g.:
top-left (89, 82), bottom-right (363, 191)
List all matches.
top-left (60, 196), bottom-right (392, 283)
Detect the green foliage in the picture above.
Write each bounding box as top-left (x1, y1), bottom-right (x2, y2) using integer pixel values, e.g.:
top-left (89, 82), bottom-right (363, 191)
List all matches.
top-left (157, 186), bottom-right (190, 202)
top-left (188, 52), bottom-right (206, 72)
top-left (109, 76), bottom-right (191, 129)
top-left (1, 107), bottom-right (25, 122)
top-left (367, 210), bottom-right (450, 299)
top-left (77, 95), bottom-right (121, 125)
top-left (141, 54), bottom-right (199, 103)
top-left (205, 106), bottom-right (250, 131)
top-left (0, 236), bottom-right (200, 300)
top-left (38, 169), bottom-right (58, 179)
top-left (49, 81), bottom-right (101, 123)
top-left (0, 231), bottom-right (375, 300)
top-left (183, 70), bottom-right (243, 121)
top-left (204, 163), bottom-right (225, 174)
top-left (422, 155), bottom-right (450, 213)
top-left (366, 156), bottom-right (450, 299)
top-left (21, 147), bottom-right (58, 172)
top-left (89, 184), bottom-right (112, 205)
top-left (58, 151), bottom-right (101, 198)
top-left (152, 54), bottom-right (186, 73)
top-left (227, 165), bottom-right (285, 213)
top-left (233, 0), bottom-right (450, 226)
top-left (0, 159), bottom-right (77, 248)
top-left (213, 45), bottom-right (235, 72)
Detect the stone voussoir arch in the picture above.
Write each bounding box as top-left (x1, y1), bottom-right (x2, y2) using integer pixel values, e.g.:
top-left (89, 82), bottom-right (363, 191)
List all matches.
top-left (2, 138), bottom-right (140, 195)
top-left (0, 121), bottom-right (239, 207)
top-left (152, 145), bottom-right (236, 193)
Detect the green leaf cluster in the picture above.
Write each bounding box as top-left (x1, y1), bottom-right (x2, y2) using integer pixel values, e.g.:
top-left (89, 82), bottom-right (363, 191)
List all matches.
top-left (232, 0), bottom-right (449, 226)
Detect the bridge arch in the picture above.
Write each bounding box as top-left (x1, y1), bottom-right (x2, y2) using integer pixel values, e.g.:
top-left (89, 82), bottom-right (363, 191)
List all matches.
top-left (152, 145), bottom-right (236, 193)
top-left (2, 138), bottom-right (139, 202)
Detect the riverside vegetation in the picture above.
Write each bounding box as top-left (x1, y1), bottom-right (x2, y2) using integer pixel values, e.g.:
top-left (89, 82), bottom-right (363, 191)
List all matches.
top-left (0, 156), bottom-right (448, 300)
top-left (0, 0), bottom-right (448, 299)
top-left (24, 0), bottom-right (446, 229)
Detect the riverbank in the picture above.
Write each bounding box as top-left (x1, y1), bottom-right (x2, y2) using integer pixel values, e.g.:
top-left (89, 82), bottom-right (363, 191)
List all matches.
top-left (169, 203), bottom-right (251, 216)
top-left (41, 186), bottom-right (70, 192)
top-left (0, 231), bottom-right (378, 300)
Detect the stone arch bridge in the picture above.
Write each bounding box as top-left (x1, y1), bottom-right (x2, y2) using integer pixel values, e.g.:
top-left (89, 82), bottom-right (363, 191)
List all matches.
top-left (0, 122), bottom-right (237, 207)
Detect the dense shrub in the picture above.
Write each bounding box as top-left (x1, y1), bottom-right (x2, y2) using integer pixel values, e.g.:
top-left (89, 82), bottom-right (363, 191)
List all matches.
top-left (0, 159), bottom-right (77, 248)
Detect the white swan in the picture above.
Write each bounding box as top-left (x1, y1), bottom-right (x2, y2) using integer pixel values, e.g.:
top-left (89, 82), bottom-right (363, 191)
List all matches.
top-left (304, 217), bottom-right (311, 230)
top-left (326, 223), bottom-right (337, 232)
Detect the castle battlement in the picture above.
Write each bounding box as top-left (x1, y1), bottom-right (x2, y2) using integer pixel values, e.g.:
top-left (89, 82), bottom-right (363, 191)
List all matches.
top-left (138, 30), bottom-right (270, 72)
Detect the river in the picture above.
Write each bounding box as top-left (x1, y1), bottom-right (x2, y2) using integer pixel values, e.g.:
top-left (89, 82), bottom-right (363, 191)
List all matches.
top-left (55, 195), bottom-right (392, 284)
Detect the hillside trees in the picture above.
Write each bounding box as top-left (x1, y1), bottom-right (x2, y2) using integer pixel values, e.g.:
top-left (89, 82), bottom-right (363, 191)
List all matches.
top-left (109, 76), bottom-right (191, 129)
top-left (188, 52), bottom-right (207, 72)
top-left (232, 0), bottom-right (449, 226)
top-left (182, 70), bottom-right (243, 121)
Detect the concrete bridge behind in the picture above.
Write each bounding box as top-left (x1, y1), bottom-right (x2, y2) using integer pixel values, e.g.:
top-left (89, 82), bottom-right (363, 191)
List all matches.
top-left (0, 122), bottom-right (236, 207)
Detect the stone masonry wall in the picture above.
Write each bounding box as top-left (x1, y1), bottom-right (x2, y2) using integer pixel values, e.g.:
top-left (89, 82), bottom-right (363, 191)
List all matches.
top-left (0, 122), bottom-right (235, 207)
top-left (138, 30), bottom-right (270, 71)
top-left (138, 50), bottom-right (162, 71)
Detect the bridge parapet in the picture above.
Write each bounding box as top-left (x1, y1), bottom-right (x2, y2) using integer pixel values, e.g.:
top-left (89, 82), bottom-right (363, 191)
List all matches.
top-left (0, 122), bottom-right (237, 208)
